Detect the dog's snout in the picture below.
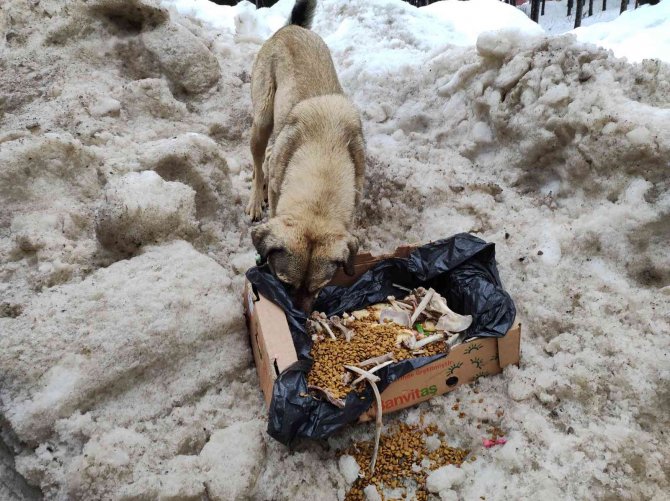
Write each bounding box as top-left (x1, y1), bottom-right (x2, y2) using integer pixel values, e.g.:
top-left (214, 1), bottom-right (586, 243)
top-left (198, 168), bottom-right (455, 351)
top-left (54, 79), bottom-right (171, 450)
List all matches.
top-left (293, 289), bottom-right (317, 313)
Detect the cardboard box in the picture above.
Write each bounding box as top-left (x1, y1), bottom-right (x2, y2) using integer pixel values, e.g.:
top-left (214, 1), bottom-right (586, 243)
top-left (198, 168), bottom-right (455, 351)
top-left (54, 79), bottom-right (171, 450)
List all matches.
top-left (243, 245), bottom-right (520, 418)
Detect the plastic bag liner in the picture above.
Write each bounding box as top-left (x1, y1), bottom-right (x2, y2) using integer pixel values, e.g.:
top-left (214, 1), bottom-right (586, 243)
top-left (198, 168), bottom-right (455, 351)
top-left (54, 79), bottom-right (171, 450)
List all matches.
top-left (245, 232), bottom-right (516, 446)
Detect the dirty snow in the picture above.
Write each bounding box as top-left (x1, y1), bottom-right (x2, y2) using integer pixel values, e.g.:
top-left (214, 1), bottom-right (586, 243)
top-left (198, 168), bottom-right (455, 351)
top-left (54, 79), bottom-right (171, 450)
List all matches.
top-left (1, 0), bottom-right (669, 500)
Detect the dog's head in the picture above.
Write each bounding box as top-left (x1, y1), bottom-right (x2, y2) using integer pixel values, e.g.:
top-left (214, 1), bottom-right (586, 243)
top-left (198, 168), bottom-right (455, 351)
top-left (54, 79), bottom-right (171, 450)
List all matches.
top-left (251, 216), bottom-right (358, 312)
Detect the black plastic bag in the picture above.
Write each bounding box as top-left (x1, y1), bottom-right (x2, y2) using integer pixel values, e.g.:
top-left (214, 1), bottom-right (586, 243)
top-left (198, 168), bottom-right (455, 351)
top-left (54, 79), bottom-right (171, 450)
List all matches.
top-left (245, 233), bottom-right (516, 445)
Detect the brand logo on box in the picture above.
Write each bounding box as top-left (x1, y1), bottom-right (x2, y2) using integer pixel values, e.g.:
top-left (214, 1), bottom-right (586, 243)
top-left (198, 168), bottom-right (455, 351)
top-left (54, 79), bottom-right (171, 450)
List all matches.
top-left (383, 384), bottom-right (437, 411)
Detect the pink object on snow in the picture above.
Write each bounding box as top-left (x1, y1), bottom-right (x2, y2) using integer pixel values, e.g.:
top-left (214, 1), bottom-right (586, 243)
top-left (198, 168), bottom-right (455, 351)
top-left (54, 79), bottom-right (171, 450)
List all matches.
top-left (482, 437), bottom-right (507, 448)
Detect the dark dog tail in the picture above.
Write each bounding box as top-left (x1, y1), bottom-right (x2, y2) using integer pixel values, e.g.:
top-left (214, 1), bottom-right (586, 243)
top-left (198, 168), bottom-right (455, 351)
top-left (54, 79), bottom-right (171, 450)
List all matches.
top-left (288, 0), bottom-right (316, 30)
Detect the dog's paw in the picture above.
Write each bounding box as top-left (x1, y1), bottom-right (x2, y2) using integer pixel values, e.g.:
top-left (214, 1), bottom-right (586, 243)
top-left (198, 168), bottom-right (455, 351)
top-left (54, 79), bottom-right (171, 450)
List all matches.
top-left (246, 193), bottom-right (264, 221)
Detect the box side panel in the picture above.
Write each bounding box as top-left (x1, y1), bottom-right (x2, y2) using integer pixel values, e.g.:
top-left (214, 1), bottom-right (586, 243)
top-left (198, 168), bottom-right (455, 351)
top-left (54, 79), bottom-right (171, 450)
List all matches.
top-left (498, 323), bottom-right (521, 368)
top-left (253, 293), bottom-right (299, 373)
top-left (359, 337), bottom-right (503, 421)
top-left (244, 281), bottom-right (298, 407)
top-left (244, 283), bottom-right (275, 406)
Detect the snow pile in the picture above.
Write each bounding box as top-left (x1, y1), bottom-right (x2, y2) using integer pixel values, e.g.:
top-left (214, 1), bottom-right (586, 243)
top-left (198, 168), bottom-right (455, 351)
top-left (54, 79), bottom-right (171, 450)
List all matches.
top-left (96, 171), bottom-right (197, 254)
top-left (1, 241), bottom-right (254, 498)
top-left (0, 133), bottom-right (103, 294)
top-left (338, 454), bottom-right (361, 484)
top-left (426, 463), bottom-right (465, 494)
top-left (518, 0), bottom-right (624, 35)
top-left (574, 0), bottom-right (670, 63)
top-left (422, 0), bottom-right (544, 44)
top-left (162, 0), bottom-right (293, 39)
top-left (1, 0), bottom-right (669, 500)
top-left (518, 0), bottom-right (670, 63)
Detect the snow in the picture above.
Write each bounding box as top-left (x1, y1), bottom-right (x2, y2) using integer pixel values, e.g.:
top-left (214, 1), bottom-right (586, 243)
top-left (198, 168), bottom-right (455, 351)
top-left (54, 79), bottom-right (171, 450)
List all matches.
top-left (1, 0), bottom-right (669, 500)
top-left (426, 463), bottom-right (466, 492)
top-left (519, 0), bottom-right (670, 63)
top-left (162, 0), bottom-right (294, 38)
top-left (574, 0), bottom-right (670, 62)
top-left (96, 171), bottom-right (197, 254)
top-left (422, 0), bottom-right (544, 44)
top-left (165, 0), bottom-right (670, 63)
top-left (363, 484), bottom-right (383, 501)
top-left (338, 454), bottom-right (361, 484)
top-left (519, 0), bottom-right (627, 34)
top-left (198, 421), bottom-right (267, 500)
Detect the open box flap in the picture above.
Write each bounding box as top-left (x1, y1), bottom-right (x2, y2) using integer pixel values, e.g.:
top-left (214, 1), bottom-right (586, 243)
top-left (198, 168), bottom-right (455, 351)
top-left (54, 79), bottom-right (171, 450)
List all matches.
top-left (245, 232), bottom-right (516, 445)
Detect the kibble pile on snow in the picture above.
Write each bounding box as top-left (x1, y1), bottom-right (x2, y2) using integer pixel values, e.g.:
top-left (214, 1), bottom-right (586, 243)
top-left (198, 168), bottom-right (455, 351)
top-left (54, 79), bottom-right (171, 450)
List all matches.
top-left (1, 0), bottom-right (669, 500)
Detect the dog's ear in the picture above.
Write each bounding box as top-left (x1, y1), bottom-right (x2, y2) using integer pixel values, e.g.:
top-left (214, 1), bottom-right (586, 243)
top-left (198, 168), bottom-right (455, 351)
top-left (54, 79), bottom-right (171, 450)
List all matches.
top-left (251, 222), bottom-right (284, 260)
top-left (343, 235), bottom-right (359, 276)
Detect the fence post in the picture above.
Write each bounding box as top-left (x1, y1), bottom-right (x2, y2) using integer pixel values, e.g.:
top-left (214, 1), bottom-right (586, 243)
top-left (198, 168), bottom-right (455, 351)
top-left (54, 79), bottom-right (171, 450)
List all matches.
top-left (531, 0), bottom-right (541, 22)
top-left (575, 0), bottom-right (584, 27)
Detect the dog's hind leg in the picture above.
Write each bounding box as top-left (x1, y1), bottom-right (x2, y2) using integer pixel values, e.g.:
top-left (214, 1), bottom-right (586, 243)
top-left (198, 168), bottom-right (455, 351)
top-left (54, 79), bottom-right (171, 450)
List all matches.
top-left (247, 64), bottom-right (275, 221)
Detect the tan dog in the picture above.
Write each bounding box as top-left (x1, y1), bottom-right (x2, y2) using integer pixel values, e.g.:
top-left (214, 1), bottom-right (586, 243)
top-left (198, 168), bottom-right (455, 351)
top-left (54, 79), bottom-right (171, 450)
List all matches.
top-left (247, 0), bottom-right (365, 312)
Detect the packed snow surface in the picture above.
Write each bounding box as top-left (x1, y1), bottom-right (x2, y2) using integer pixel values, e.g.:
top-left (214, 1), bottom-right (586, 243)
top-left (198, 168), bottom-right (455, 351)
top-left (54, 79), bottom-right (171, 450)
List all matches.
top-left (521, 0), bottom-right (670, 63)
top-left (1, 0), bottom-right (669, 500)
top-left (519, 0), bottom-right (626, 35)
top-left (574, 0), bottom-right (670, 63)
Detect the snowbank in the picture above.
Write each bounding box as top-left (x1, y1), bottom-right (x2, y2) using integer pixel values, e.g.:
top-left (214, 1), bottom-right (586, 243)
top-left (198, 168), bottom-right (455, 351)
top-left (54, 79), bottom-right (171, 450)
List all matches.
top-left (165, 0), bottom-right (670, 64)
top-left (96, 171), bottom-right (197, 254)
top-left (1, 0), bottom-right (668, 500)
top-left (574, 0), bottom-right (670, 63)
top-left (162, 0), bottom-right (294, 39)
top-left (422, 0), bottom-right (544, 44)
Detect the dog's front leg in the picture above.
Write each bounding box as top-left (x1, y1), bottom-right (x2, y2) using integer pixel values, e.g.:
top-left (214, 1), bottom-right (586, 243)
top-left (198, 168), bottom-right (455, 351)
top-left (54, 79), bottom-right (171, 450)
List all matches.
top-left (266, 123), bottom-right (300, 217)
top-left (262, 143), bottom-right (272, 204)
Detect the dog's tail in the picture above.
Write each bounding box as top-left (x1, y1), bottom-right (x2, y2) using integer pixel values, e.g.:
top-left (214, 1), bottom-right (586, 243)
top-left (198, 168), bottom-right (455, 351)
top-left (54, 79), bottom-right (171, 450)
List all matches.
top-left (288, 0), bottom-right (316, 30)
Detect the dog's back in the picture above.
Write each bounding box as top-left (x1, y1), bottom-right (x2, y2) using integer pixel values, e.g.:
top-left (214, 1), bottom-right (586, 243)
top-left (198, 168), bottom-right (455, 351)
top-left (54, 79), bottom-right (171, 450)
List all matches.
top-left (252, 0), bottom-right (343, 131)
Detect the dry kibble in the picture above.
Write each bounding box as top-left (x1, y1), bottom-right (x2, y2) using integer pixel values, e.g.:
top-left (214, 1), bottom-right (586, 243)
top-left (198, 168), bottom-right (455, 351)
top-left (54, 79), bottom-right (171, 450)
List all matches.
top-left (343, 422), bottom-right (470, 501)
top-left (488, 426), bottom-right (505, 440)
top-left (307, 307), bottom-right (447, 399)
